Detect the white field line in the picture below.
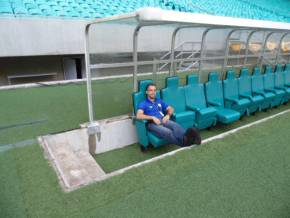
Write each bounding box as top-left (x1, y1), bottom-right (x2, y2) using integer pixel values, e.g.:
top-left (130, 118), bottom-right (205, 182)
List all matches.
top-left (99, 108), bottom-right (290, 182)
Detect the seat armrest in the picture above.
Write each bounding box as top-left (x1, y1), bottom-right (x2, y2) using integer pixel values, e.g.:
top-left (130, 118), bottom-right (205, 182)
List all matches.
top-left (134, 119), bottom-right (149, 147)
top-left (224, 98), bottom-right (239, 104)
top-left (264, 88), bottom-right (275, 93)
top-left (253, 91), bottom-right (264, 96)
top-left (207, 100), bottom-right (222, 107)
top-left (239, 94), bottom-right (253, 101)
top-left (275, 86), bottom-right (287, 91)
top-left (186, 105), bottom-right (200, 112)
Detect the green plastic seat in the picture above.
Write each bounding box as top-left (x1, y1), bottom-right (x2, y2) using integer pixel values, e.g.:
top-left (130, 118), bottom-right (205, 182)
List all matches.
top-left (205, 72), bottom-right (240, 124)
top-left (184, 74), bottom-right (217, 129)
top-left (223, 70), bottom-right (251, 116)
top-left (132, 80), bottom-right (167, 149)
top-left (238, 68), bottom-right (263, 114)
top-left (251, 67), bottom-right (275, 110)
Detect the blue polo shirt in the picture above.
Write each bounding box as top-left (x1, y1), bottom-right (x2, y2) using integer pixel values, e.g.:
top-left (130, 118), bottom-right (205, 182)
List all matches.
top-left (138, 98), bottom-right (169, 120)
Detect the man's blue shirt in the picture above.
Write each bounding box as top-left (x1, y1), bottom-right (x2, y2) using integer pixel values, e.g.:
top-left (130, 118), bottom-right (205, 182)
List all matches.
top-left (138, 98), bottom-right (169, 120)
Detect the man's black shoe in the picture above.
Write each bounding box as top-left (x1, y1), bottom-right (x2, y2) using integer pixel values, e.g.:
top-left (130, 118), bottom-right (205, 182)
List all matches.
top-left (183, 128), bottom-right (195, 146)
top-left (183, 127), bottom-right (201, 146)
top-left (192, 128), bottom-right (201, 145)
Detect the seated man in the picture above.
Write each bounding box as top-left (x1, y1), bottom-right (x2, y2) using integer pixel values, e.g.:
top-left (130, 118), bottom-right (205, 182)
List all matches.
top-left (136, 83), bottom-right (201, 147)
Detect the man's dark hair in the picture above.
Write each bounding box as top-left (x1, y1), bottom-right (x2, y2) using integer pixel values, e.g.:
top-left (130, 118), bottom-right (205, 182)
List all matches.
top-left (145, 83), bottom-right (156, 91)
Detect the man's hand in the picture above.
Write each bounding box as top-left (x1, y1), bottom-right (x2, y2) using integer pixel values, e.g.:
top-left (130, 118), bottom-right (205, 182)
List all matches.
top-left (162, 115), bottom-right (170, 124)
top-left (152, 117), bottom-right (161, 125)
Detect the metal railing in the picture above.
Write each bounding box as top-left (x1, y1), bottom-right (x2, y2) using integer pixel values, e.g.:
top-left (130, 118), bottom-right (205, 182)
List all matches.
top-left (158, 41), bottom-right (201, 72)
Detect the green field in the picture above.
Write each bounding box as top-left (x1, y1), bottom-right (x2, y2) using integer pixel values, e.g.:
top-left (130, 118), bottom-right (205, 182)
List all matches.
top-left (1, 76), bottom-right (290, 217)
top-left (1, 110), bottom-right (290, 217)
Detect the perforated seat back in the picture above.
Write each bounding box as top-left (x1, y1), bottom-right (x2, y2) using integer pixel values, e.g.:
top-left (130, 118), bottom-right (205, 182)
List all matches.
top-left (223, 70), bottom-right (239, 99)
top-left (205, 72), bottom-right (224, 106)
top-left (161, 76), bottom-right (186, 113)
top-left (238, 68), bottom-right (252, 96)
top-left (184, 74), bottom-right (207, 109)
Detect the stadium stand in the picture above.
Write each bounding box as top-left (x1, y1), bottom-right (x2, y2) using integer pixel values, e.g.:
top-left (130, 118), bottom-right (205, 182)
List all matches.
top-left (0, 0), bottom-right (290, 22)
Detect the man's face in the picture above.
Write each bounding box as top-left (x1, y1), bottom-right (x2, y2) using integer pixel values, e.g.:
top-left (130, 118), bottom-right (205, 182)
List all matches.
top-left (146, 85), bottom-right (156, 100)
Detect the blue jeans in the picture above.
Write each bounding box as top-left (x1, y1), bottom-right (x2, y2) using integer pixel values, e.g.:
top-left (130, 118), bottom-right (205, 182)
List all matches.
top-left (147, 120), bottom-right (185, 146)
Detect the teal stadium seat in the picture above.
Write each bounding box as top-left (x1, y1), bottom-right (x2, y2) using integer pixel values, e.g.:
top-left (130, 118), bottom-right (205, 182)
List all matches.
top-left (263, 65), bottom-right (285, 107)
top-left (161, 76), bottom-right (195, 129)
top-left (205, 72), bottom-right (240, 124)
top-left (274, 64), bottom-right (290, 103)
top-left (184, 74), bottom-right (217, 129)
top-left (238, 68), bottom-right (263, 114)
top-left (132, 80), bottom-right (168, 149)
top-left (223, 70), bottom-right (251, 116)
top-left (283, 64), bottom-right (290, 102)
top-left (251, 67), bottom-right (275, 110)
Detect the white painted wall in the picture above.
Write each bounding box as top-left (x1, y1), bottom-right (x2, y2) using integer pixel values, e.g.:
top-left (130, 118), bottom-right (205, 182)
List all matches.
top-left (0, 18), bottom-right (229, 57)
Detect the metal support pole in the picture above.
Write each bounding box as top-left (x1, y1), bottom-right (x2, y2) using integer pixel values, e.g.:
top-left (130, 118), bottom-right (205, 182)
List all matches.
top-left (133, 25), bottom-right (142, 92)
top-left (275, 32), bottom-right (289, 65)
top-left (198, 28), bottom-right (212, 76)
top-left (84, 24), bottom-right (94, 123)
top-left (170, 25), bottom-right (200, 76)
top-left (260, 31), bottom-right (275, 69)
top-left (222, 28), bottom-right (246, 78)
top-left (243, 30), bottom-right (260, 67)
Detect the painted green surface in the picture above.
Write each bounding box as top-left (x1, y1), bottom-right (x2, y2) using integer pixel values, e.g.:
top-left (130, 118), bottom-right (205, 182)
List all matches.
top-left (1, 112), bottom-right (290, 217)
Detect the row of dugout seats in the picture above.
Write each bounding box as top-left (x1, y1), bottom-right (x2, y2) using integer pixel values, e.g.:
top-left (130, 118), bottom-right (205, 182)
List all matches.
top-left (132, 63), bottom-right (290, 149)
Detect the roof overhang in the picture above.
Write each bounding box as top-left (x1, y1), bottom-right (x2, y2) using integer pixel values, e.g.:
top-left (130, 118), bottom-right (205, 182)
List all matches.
top-left (87, 7), bottom-right (290, 31)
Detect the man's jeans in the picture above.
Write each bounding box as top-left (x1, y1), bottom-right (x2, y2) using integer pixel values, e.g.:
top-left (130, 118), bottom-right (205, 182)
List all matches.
top-left (147, 120), bottom-right (185, 146)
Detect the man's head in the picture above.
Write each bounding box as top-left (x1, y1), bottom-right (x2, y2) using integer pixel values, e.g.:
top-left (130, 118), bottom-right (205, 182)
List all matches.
top-left (145, 83), bottom-right (157, 100)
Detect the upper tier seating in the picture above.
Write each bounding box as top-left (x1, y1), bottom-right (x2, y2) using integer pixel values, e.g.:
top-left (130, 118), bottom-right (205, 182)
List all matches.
top-left (1, 0), bottom-right (290, 22)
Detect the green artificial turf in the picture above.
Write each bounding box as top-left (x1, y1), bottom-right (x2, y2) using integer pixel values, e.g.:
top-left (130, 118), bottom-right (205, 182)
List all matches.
top-left (0, 72), bottom-right (192, 146)
top-left (1, 112), bottom-right (290, 218)
top-left (95, 103), bottom-right (290, 173)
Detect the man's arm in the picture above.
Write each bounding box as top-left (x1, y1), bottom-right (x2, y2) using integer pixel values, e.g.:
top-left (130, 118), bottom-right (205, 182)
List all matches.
top-left (162, 106), bottom-right (174, 123)
top-left (136, 109), bottom-right (161, 125)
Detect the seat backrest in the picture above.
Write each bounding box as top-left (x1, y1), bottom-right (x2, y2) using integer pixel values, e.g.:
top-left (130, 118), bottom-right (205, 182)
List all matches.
top-left (184, 74), bottom-right (207, 109)
top-left (205, 72), bottom-right (224, 106)
top-left (161, 76), bottom-right (186, 113)
top-left (275, 64), bottom-right (283, 73)
top-left (132, 79), bottom-right (160, 114)
top-left (223, 70), bottom-right (239, 100)
top-left (274, 64), bottom-right (285, 87)
top-left (238, 68), bottom-right (252, 96)
top-left (283, 63), bottom-right (290, 85)
top-left (251, 67), bottom-right (264, 93)
top-left (263, 65), bottom-right (275, 89)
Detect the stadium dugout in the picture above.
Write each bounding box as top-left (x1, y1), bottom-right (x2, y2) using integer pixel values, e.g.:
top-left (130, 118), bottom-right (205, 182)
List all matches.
top-left (84, 7), bottom-right (290, 152)
top-left (37, 7), bottom-right (290, 191)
